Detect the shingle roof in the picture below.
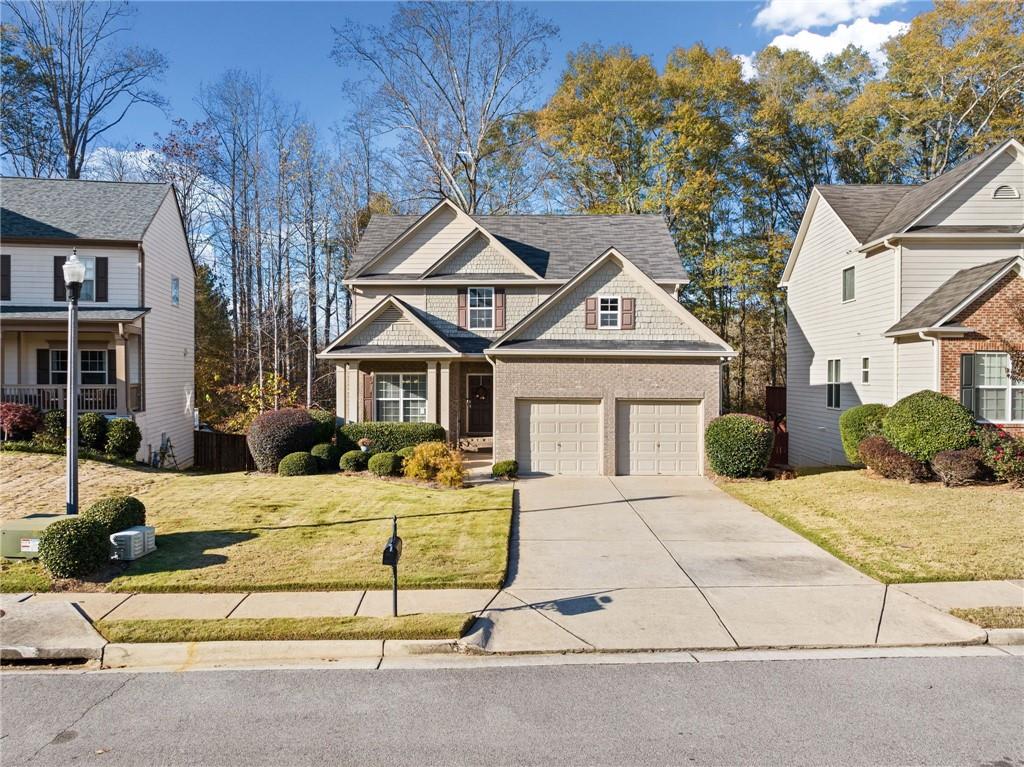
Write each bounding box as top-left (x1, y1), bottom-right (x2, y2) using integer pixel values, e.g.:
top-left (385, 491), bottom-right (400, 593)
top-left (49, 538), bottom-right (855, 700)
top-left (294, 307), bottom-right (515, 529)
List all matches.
top-left (815, 185), bottom-right (917, 242)
top-left (350, 213), bottom-right (688, 282)
top-left (0, 305), bottom-right (149, 322)
top-left (886, 257), bottom-right (1020, 335)
top-left (1, 177), bottom-right (171, 241)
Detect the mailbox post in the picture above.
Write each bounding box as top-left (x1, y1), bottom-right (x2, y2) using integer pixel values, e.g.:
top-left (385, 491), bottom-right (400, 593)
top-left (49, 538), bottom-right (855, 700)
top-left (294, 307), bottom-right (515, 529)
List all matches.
top-left (381, 515), bottom-right (402, 617)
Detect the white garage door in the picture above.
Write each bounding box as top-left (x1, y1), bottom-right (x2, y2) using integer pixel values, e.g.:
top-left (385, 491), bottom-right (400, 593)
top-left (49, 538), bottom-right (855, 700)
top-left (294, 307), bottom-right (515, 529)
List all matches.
top-left (516, 400), bottom-right (601, 475)
top-left (617, 401), bottom-right (701, 475)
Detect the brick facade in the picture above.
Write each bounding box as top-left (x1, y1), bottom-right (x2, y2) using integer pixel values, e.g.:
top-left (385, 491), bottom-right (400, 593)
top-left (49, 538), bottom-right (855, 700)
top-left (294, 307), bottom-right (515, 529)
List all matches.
top-left (938, 271), bottom-right (1024, 436)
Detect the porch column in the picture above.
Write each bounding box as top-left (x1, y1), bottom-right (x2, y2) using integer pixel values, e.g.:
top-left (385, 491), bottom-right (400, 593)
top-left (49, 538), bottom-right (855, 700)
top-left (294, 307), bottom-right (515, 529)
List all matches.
top-left (114, 336), bottom-right (127, 415)
top-left (438, 361), bottom-right (451, 439)
top-left (335, 363), bottom-right (346, 420)
top-left (426, 362), bottom-right (438, 423)
top-left (345, 362), bottom-right (361, 423)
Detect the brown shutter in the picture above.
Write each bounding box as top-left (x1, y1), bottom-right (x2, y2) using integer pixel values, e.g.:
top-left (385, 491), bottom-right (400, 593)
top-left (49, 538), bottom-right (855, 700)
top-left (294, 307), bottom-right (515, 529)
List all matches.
top-left (457, 289), bottom-right (467, 329)
top-left (361, 371), bottom-right (374, 420)
top-left (37, 349), bottom-right (50, 384)
top-left (494, 288), bottom-right (506, 331)
top-left (1, 254), bottom-right (10, 301)
top-left (621, 297), bottom-right (635, 330)
top-left (95, 257), bottom-right (108, 302)
top-left (584, 297), bottom-right (597, 329)
top-left (53, 257), bottom-right (64, 301)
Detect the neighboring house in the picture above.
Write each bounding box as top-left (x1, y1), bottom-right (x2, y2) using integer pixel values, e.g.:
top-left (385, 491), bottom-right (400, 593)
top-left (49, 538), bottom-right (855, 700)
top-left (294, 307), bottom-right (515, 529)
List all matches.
top-left (781, 139), bottom-right (1024, 466)
top-left (319, 199), bottom-right (734, 475)
top-left (1, 177), bottom-right (196, 467)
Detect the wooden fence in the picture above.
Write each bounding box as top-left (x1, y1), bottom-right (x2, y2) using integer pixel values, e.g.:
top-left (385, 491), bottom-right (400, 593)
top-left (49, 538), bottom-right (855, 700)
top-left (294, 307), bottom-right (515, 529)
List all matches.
top-left (193, 430), bottom-right (256, 472)
top-left (764, 385), bottom-right (788, 466)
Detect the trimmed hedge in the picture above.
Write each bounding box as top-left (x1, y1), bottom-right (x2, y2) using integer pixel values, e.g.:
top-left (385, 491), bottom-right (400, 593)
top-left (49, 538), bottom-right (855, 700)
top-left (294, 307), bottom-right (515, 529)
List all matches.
top-left (78, 412), bottom-right (108, 450)
top-left (338, 422), bottom-right (446, 454)
top-left (309, 409), bottom-right (337, 444)
top-left (839, 404), bottom-right (888, 464)
top-left (340, 449), bottom-right (369, 472)
top-left (278, 451), bottom-right (320, 476)
top-left (882, 391), bottom-right (975, 462)
top-left (931, 448), bottom-right (986, 487)
top-left (491, 459), bottom-right (518, 479)
top-left (81, 495), bottom-right (146, 534)
top-left (858, 436), bottom-right (931, 482)
top-left (704, 414), bottom-right (774, 478)
top-left (403, 441), bottom-right (465, 488)
top-left (39, 516), bottom-right (110, 578)
top-left (368, 451), bottom-right (403, 477)
top-left (310, 443), bottom-right (341, 472)
top-left (247, 408), bottom-right (318, 472)
top-left (105, 419), bottom-right (142, 459)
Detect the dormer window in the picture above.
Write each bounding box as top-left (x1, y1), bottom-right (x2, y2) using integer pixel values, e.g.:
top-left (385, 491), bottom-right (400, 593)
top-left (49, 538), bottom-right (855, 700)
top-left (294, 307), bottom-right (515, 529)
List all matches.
top-left (599, 296), bottom-right (621, 328)
top-left (468, 287), bottom-right (494, 330)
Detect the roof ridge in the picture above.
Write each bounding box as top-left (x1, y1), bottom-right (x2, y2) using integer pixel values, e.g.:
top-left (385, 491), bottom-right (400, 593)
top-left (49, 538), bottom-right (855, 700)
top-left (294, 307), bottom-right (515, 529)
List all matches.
top-left (2, 176), bottom-right (169, 187)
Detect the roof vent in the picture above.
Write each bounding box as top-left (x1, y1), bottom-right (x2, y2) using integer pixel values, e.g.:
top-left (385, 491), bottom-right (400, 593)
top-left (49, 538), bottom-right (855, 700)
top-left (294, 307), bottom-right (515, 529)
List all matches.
top-left (992, 184), bottom-right (1020, 199)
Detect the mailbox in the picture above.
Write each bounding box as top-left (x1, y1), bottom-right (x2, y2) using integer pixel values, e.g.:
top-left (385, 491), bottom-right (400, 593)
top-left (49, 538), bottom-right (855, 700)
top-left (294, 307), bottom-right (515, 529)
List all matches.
top-left (382, 535), bottom-right (402, 567)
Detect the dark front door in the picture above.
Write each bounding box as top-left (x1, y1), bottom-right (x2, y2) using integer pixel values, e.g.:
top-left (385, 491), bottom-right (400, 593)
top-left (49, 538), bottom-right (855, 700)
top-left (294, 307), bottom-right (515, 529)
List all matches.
top-left (467, 374), bottom-right (493, 434)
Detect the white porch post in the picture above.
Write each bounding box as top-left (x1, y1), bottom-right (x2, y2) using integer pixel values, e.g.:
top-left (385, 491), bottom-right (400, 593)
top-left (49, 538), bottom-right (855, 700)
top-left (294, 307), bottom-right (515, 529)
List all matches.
top-left (438, 361), bottom-right (451, 440)
top-left (426, 362), bottom-right (438, 423)
top-left (346, 362), bottom-right (361, 423)
top-left (335, 363), bottom-right (346, 420)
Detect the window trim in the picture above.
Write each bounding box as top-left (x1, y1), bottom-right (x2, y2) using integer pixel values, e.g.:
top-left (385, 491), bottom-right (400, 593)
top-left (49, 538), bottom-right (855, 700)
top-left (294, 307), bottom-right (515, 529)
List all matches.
top-left (861, 357), bottom-right (870, 385)
top-left (598, 295), bottom-right (621, 329)
top-left (841, 266), bottom-right (855, 303)
top-left (48, 348), bottom-right (108, 386)
top-left (826, 358), bottom-right (841, 410)
top-left (467, 286), bottom-right (494, 331)
top-left (971, 351), bottom-right (1024, 424)
top-left (374, 373), bottom-right (428, 423)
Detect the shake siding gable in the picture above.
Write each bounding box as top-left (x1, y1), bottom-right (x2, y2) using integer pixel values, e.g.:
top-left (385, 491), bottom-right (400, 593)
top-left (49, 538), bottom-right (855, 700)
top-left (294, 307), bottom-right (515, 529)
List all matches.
top-left (346, 306), bottom-right (443, 348)
top-left (365, 206), bottom-right (475, 275)
top-left (432, 232), bottom-right (527, 275)
top-left (918, 149), bottom-right (1024, 228)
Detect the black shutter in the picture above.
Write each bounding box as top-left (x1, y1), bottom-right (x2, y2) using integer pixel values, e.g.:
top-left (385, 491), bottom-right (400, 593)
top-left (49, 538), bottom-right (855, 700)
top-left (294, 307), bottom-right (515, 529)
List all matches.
top-left (1, 254), bottom-right (10, 301)
top-left (95, 257), bottom-right (108, 302)
top-left (37, 349), bottom-right (50, 384)
top-left (960, 354), bottom-right (975, 414)
top-left (106, 349), bottom-right (116, 385)
top-left (53, 257), bottom-right (64, 301)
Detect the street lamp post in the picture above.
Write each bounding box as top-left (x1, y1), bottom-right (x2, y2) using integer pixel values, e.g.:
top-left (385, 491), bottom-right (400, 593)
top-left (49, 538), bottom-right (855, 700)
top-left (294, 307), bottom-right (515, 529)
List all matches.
top-left (63, 249), bottom-right (86, 515)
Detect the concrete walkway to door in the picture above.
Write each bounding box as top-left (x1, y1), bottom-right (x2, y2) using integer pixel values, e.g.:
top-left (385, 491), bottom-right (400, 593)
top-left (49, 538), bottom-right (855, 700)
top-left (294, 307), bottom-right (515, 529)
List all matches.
top-left (464, 476), bottom-right (985, 653)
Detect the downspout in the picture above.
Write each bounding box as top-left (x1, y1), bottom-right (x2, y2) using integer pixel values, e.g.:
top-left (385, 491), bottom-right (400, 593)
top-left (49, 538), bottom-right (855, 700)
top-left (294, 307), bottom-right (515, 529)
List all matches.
top-left (918, 331), bottom-right (940, 392)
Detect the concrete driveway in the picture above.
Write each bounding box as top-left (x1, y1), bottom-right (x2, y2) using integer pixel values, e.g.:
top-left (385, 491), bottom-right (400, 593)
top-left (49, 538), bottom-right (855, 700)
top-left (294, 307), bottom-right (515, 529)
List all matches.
top-left (466, 476), bottom-right (985, 652)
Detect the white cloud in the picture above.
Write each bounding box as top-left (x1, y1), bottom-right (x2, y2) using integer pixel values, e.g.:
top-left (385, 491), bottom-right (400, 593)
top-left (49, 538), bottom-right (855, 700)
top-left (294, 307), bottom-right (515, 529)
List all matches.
top-left (736, 54), bottom-right (757, 81)
top-left (754, 0), bottom-right (902, 33)
top-left (767, 17), bottom-right (908, 66)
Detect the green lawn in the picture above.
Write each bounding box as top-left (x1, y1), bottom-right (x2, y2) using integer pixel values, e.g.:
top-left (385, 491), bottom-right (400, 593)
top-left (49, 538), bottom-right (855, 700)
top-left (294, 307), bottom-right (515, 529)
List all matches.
top-left (720, 468), bottom-right (1024, 583)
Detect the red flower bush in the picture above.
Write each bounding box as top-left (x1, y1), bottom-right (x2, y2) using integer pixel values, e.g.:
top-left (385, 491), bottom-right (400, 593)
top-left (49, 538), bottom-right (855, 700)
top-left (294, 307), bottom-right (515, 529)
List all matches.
top-left (974, 425), bottom-right (1024, 487)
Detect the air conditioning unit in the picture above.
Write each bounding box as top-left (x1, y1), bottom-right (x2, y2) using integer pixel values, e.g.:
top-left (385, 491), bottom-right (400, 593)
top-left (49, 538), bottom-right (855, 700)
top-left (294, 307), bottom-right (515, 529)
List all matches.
top-left (110, 529), bottom-right (145, 561)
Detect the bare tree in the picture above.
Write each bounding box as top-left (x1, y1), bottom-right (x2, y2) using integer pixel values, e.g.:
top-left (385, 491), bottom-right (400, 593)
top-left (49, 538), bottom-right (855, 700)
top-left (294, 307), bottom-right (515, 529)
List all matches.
top-left (3, 1), bottom-right (167, 178)
top-left (1, 22), bottom-right (62, 176)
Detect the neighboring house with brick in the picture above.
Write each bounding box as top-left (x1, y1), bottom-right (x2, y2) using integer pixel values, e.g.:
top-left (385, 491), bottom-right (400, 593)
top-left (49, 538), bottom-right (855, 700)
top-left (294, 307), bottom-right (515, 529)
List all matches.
top-left (319, 199), bottom-right (734, 475)
top-left (781, 139), bottom-right (1024, 466)
top-left (1, 177), bottom-right (196, 467)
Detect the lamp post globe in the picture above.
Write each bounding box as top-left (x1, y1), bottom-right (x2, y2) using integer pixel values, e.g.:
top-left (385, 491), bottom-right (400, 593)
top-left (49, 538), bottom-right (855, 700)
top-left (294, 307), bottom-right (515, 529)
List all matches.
top-left (64, 248), bottom-right (85, 516)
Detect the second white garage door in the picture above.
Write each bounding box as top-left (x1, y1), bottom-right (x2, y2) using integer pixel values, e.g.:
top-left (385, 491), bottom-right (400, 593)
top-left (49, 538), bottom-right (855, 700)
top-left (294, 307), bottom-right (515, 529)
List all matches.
top-left (516, 400), bottom-right (601, 475)
top-left (617, 400), bottom-right (701, 475)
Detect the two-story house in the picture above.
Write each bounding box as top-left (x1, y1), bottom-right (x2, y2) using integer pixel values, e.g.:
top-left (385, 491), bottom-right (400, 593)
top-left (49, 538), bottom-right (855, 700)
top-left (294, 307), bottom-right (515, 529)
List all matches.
top-left (1, 177), bottom-right (196, 467)
top-left (782, 138), bottom-right (1024, 466)
top-left (319, 200), bottom-right (734, 475)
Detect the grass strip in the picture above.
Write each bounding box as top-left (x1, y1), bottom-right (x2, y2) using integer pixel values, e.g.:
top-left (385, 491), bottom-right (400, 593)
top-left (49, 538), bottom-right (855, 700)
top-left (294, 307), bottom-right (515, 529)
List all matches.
top-left (950, 606), bottom-right (1024, 629)
top-left (0, 561), bottom-right (52, 593)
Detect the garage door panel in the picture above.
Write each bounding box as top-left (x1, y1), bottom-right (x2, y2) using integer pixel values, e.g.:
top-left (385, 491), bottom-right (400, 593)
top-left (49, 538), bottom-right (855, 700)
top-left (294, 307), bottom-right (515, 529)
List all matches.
top-left (516, 400), bottom-right (602, 475)
top-left (617, 400), bottom-right (701, 476)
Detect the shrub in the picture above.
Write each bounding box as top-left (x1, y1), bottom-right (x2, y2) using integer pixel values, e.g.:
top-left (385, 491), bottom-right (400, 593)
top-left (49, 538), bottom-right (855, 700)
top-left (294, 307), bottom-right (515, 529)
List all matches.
top-left (105, 419), bottom-right (142, 459)
top-left (38, 517), bottom-right (110, 578)
top-left (340, 449), bottom-right (369, 472)
top-left (858, 436), bottom-right (931, 482)
top-left (839, 404), bottom-right (888, 464)
top-left (39, 409), bottom-right (66, 447)
top-left (704, 414), bottom-right (774, 478)
top-left (0, 403), bottom-right (41, 441)
top-left (882, 391), bottom-right (975, 462)
top-left (336, 429), bottom-right (358, 454)
top-left (339, 422), bottom-right (446, 453)
top-left (278, 451), bottom-right (319, 476)
top-left (491, 459), bottom-right (518, 479)
top-left (81, 495), bottom-right (146, 534)
top-left (975, 425), bottom-right (1024, 487)
top-left (396, 446), bottom-right (416, 460)
top-left (309, 409), bottom-right (336, 444)
top-left (931, 448), bottom-right (987, 487)
top-left (78, 412), bottom-right (108, 450)
top-left (368, 451), bottom-right (403, 477)
top-left (310, 443), bottom-right (341, 472)
top-left (403, 441), bottom-right (465, 488)
top-left (247, 408), bottom-right (317, 472)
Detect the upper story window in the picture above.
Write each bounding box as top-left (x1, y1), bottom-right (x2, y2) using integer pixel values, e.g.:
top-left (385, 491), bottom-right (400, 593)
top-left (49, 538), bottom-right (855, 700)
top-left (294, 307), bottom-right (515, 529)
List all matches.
top-left (841, 266), bottom-right (855, 302)
top-left (171, 277), bottom-right (180, 306)
top-left (468, 287), bottom-right (494, 330)
top-left (962, 352), bottom-right (1023, 422)
top-left (79, 257), bottom-right (97, 302)
top-left (861, 357), bottom-right (870, 384)
top-left (827, 359), bottom-right (841, 409)
top-left (599, 296), bottom-right (621, 328)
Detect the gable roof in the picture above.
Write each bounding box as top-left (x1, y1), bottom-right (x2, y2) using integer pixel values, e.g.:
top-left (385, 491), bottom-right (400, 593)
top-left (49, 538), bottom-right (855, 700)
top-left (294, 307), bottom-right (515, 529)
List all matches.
top-left (318, 295), bottom-right (459, 358)
top-left (350, 211), bottom-right (688, 283)
top-left (1, 177), bottom-right (172, 242)
top-left (885, 256), bottom-right (1022, 336)
top-left (814, 185), bottom-right (916, 242)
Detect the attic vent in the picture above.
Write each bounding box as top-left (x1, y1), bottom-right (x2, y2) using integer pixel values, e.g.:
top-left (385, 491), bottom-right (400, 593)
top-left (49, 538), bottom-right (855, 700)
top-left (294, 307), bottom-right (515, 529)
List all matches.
top-left (992, 184), bottom-right (1020, 200)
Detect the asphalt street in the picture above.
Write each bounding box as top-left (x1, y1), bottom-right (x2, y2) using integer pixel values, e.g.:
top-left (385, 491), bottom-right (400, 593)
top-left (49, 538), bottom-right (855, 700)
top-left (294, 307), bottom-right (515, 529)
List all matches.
top-left (2, 656), bottom-right (1022, 766)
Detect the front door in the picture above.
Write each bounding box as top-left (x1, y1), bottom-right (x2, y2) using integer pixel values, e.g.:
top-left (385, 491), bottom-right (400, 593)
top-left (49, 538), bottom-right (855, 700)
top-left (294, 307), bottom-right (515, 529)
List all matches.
top-left (467, 374), bottom-right (493, 434)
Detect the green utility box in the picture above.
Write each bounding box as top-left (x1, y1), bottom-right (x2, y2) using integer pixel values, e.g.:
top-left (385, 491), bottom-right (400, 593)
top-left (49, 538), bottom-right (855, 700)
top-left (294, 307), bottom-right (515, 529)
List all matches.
top-left (1, 515), bottom-right (63, 559)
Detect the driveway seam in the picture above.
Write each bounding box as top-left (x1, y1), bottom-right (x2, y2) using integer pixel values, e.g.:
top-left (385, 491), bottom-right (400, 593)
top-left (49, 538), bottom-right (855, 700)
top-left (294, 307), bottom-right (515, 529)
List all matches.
top-left (505, 590), bottom-right (596, 650)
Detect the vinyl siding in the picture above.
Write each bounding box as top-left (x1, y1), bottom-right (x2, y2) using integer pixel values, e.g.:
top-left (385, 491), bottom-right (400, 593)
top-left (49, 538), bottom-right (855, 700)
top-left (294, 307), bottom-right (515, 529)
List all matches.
top-left (366, 206), bottom-right (475, 275)
top-left (901, 241), bottom-right (1023, 315)
top-left (895, 337), bottom-right (935, 399)
top-left (919, 148), bottom-right (1024, 227)
top-left (0, 243), bottom-right (138, 306)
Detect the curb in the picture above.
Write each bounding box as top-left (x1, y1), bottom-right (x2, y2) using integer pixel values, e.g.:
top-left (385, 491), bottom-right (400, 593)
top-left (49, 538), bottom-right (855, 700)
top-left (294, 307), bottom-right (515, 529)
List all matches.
top-left (987, 628), bottom-right (1024, 646)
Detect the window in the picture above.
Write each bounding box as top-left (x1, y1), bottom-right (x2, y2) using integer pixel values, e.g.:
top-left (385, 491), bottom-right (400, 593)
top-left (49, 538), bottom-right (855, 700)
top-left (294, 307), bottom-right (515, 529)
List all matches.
top-left (598, 296), bottom-right (620, 328)
top-left (48, 350), bottom-right (107, 385)
top-left (827, 359), bottom-right (841, 409)
top-left (49, 350), bottom-right (68, 385)
top-left (171, 277), bottom-right (180, 306)
top-left (861, 357), bottom-right (870, 384)
top-left (468, 287), bottom-right (494, 330)
top-left (842, 266), bottom-right (855, 302)
top-left (79, 257), bottom-right (96, 302)
top-left (965, 352), bottom-right (1023, 422)
top-left (375, 374), bottom-right (427, 423)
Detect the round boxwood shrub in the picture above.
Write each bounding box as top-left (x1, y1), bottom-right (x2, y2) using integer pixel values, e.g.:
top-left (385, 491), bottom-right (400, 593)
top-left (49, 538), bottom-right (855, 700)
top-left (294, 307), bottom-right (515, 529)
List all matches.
top-left (78, 412), bottom-right (108, 450)
top-left (340, 449), bottom-right (370, 472)
top-left (308, 409), bottom-right (336, 444)
top-left (39, 516), bottom-right (110, 578)
top-left (278, 451), bottom-right (319, 476)
top-left (81, 495), bottom-right (146, 534)
top-left (40, 409), bottom-right (66, 447)
top-left (247, 408), bottom-right (318, 472)
top-left (368, 451), bottom-right (403, 477)
top-left (310, 443), bottom-right (341, 472)
top-left (396, 446), bottom-right (415, 459)
top-left (839, 403), bottom-right (888, 465)
top-left (105, 418), bottom-right (142, 459)
top-left (491, 459), bottom-right (518, 479)
top-left (858, 435), bottom-right (931, 482)
top-left (882, 391), bottom-right (975, 462)
top-left (704, 414), bottom-right (774, 478)
top-left (931, 448), bottom-right (987, 487)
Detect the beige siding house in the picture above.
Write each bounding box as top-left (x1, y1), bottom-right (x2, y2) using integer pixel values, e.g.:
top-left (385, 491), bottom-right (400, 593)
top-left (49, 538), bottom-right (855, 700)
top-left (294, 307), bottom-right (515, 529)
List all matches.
top-left (1, 177), bottom-right (196, 467)
top-left (781, 139), bottom-right (1024, 466)
top-left (320, 200), bottom-right (734, 476)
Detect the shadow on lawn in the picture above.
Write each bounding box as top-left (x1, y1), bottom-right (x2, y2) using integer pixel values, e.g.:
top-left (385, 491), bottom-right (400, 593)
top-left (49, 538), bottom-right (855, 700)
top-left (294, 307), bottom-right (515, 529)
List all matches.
top-left (118, 530), bottom-right (257, 576)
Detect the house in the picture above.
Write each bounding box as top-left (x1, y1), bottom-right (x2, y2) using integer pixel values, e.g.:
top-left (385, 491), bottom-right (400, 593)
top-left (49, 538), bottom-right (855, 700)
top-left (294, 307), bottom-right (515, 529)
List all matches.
top-left (318, 200), bottom-right (734, 475)
top-left (1, 177), bottom-right (196, 467)
top-left (781, 139), bottom-right (1024, 466)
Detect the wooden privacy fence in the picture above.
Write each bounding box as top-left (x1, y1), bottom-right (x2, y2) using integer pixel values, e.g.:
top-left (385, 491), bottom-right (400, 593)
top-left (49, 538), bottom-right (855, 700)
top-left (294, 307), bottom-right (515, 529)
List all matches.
top-left (193, 430), bottom-right (256, 472)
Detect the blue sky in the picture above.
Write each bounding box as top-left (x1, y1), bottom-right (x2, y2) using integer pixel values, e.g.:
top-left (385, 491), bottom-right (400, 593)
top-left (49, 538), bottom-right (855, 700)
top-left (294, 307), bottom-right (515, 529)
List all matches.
top-left (111, 0), bottom-right (928, 148)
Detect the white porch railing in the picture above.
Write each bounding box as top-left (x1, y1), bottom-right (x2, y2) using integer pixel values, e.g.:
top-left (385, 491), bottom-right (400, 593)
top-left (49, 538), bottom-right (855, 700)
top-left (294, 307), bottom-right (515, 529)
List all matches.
top-left (1, 384), bottom-right (118, 413)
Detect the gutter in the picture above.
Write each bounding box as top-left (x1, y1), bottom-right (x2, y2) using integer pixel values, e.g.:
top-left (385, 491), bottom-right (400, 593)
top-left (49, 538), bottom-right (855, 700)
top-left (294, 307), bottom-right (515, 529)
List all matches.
top-left (858, 230), bottom-right (1023, 253)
